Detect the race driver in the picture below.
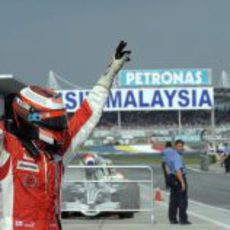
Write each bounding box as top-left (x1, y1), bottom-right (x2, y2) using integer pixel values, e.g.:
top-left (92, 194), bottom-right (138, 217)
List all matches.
top-left (0, 41), bottom-right (131, 230)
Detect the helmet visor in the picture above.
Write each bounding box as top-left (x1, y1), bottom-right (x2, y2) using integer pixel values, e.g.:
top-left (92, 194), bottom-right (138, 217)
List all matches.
top-left (26, 108), bottom-right (68, 131)
top-left (36, 114), bottom-right (68, 131)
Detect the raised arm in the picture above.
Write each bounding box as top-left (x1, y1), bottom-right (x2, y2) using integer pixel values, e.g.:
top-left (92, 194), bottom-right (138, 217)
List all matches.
top-left (63, 41), bottom-right (131, 165)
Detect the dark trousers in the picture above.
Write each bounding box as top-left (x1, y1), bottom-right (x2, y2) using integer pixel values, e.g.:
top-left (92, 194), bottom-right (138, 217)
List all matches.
top-left (224, 157), bottom-right (230, 173)
top-left (168, 175), bottom-right (188, 222)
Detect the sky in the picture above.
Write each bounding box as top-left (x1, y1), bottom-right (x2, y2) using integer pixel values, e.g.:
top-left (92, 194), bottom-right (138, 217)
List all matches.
top-left (0, 0), bottom-right (230, 88)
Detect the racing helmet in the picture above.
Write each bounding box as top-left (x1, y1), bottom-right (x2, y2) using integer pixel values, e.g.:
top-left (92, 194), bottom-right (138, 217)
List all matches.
top-left (12, 85), bottom-right (68, 145)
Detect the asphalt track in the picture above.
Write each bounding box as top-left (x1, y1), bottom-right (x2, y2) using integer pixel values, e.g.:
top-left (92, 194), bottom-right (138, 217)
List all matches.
top-left (151, 165), bottom-right (230, 210)
top-left (62, 164), bottom-right (230, 229)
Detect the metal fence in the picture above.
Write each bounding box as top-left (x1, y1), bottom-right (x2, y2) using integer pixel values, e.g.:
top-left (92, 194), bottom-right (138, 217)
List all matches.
top-left (61, 165), bottom-right (155, 223)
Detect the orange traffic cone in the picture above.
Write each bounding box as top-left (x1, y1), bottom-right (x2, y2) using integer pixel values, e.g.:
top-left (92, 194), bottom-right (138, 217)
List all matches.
top-left (154, 187), bottom-right (162, 203)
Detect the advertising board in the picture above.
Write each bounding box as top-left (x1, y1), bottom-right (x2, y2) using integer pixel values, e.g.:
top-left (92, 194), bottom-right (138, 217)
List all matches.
top-left (61, 87), bottom-right (214, 112)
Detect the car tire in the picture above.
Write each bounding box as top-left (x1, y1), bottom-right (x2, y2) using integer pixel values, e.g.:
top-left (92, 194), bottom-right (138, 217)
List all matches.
top-left (61, 211), bottom-right (70, 219)
top-left (119, 183), bottom-right (140, 209)
top-left (118, 212), bottom-right (134, 219)
top-left (117, 182), bottom-right (140, 219)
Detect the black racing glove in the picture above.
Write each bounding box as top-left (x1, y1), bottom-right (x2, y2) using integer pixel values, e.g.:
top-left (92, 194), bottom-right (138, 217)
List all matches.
top-left (115, 40), bottom-right (131, 62)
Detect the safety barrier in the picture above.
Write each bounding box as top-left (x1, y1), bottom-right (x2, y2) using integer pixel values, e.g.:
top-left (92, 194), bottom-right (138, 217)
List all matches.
top-left (61, 165), bottom-right (155, 224)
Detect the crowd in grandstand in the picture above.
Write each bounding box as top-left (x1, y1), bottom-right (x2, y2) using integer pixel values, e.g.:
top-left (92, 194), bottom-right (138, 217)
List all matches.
top-left (98, 109), bottom-right (230, 128)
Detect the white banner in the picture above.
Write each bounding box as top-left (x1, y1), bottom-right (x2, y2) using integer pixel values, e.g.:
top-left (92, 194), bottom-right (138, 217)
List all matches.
top-left (60, 87), bottom-right (214, 112)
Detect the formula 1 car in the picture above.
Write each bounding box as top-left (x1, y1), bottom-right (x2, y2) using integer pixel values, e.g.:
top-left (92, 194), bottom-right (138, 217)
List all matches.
top-left (61, 153), bottom-right (140, 218)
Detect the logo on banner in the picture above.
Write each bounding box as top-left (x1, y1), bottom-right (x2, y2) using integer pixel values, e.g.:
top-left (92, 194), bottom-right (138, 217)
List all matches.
top-left (118, 69), bottom-right (211, 87)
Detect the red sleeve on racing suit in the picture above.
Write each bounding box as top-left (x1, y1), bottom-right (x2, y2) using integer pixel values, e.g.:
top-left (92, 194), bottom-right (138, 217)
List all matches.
top-left (60, 99), bottom-right (93, 155)
top-left (0, 123), bottom-right (11, 180)
top-left (0, 154), bottom-right (10, 180)
top-left (62, 85), bottom-right (109, 166)
top-left (68, 99), bottom-right (93, 139)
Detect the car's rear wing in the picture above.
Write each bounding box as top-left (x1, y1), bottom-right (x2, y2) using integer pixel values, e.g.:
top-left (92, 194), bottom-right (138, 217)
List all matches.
top-left (0, 75), bottom-right (26, 96)
top-left (0, 74), bottom-right (27, 118)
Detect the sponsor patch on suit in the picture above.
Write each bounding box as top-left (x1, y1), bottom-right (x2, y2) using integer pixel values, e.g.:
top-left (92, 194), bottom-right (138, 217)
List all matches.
top-left (17, 160), bottom-right (39, 172)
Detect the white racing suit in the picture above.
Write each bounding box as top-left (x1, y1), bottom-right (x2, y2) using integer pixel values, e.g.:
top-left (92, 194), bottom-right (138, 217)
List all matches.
top-left (0, 57), bottom-right (125, 230)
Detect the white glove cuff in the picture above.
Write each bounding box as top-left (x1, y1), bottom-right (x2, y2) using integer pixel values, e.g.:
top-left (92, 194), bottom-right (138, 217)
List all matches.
top-left (96, 57), bottom-right (126, 90)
